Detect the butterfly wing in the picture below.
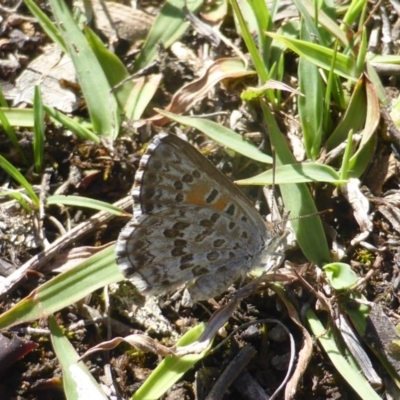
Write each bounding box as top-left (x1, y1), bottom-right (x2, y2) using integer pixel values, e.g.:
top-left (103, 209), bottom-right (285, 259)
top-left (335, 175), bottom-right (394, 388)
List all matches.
top-left (115, 133), bottom-right (275, 301)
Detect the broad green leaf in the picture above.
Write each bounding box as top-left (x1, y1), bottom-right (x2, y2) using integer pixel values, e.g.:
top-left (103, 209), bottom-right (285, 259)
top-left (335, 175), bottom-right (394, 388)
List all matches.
top-left (326, 77), bottom-right (366, 151)
top-left (125, 74), bottom-right (162, 120)
top-left (323, 263), bottom-right (358, 290)
top-left (298, 23), bottom-right (324, 160)
top-left (348, 77), bottom-right (380, 178)
top-left (85, 27), bottom-right (134, 111)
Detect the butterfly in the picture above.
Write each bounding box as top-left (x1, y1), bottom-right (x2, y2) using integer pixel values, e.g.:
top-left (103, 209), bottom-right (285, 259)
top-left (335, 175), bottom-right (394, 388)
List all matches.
top-left (115, 132), bottom-right (285, 303)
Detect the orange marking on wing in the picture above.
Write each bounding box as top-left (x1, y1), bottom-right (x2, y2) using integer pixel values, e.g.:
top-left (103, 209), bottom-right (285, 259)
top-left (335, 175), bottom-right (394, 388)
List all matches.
top-left (186, 185), bottom-right (229, 211)
top-left (186, 191), bottom-right (207, 205)
top-left (211, 197), bottom-right (229, 211)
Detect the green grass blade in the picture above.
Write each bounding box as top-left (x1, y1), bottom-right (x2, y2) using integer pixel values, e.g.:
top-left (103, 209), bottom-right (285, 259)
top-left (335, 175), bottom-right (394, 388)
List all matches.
top-left (261, 101), bottom-right (330, 265)
top-left (0, 246), bottom-right (123, 329)
top-left (47, 195), bottom-right (126, 216)
top-left (298, 24), bottom-right (324, 160)
top-left (301, 0), bottom-right (349, 46)
top-left (0, 107), bottom-right (29, 165)
top-left (0, 84), bottom-right (8, 107)
top-left (236, 163), bottom-right (343, 185)
top-left (134, 0), bottom-right (203, 71)
top-left (292, 0), bottom-right (324, 44)
top-left (43, 106), bottom-right (100, 143)
top-left (23, 0), bottom-right (67, 53)
top-left (0, 190), bottom-right (34, 213)
top-left (342, 0), bottom-right (368, 29)
top-left (266, 32), bottom-right (357, 80)
top-left (156, 110), bottom-right (272, 164)
top-left (0, 155), bottom-right (39, 207)
top-left (231, 0), bottom-right (269, 83)
top-left (133, 323), bottom-right (211, 400)
top-left (343, 299), bottom-right (400, 387)
top-left (0, 108), bottom-right (34, 127)
top-left (49, 316), bottom-right (108, 400)
top-left (339, 130), bottom-right (353, 181)
top-left (49, 0), bottom-right (119, 138)
top-left (356, 28), bottom-right (368, 77)
top-left (33, 86), bottom-right (45, 174)
top-left (306, 308), bottom-right (381, 400)
top-left (247, 0), bottom-right (273, 69)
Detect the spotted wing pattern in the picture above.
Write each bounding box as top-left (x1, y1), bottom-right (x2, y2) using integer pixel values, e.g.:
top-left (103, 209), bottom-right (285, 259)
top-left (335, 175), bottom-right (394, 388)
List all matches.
top-left (115, 132), bottom-right (281, 302)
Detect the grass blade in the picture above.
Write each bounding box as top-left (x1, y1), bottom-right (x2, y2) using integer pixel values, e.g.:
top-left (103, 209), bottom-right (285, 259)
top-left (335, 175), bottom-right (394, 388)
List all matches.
top-left (47, 195), bottom-right (127, 216)
top-left (49, 316), bottom-right (108, 400)
top-left (0, 246), bottom-right (123, 329)
top-left (306, 308), bottom-right (381, 400)
top-left (33, 86), bottom-right (45, 173)
top-left (261, 101), bottom-right (330, 265)
top-left (156, 110), bottom-right (272, 164)
top-left (135, 0), bottom-right (203, 71)
top-left (0, 155), bottom-right (39, 207)
top-left (133, 323), bottom-right (211, 400)
top-left (49, 0), bottom-right (119, 138)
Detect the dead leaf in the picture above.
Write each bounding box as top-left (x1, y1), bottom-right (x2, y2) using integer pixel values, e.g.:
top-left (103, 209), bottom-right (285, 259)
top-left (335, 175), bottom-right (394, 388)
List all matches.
top-left (150, 58), bottom-right (256, 126)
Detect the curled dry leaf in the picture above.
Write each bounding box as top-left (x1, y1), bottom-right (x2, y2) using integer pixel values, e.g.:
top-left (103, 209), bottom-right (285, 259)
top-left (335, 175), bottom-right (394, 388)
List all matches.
top-left (79, 335), bottom-right (175, 361)
top-left (150, 58), bottom-right (256, 126)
